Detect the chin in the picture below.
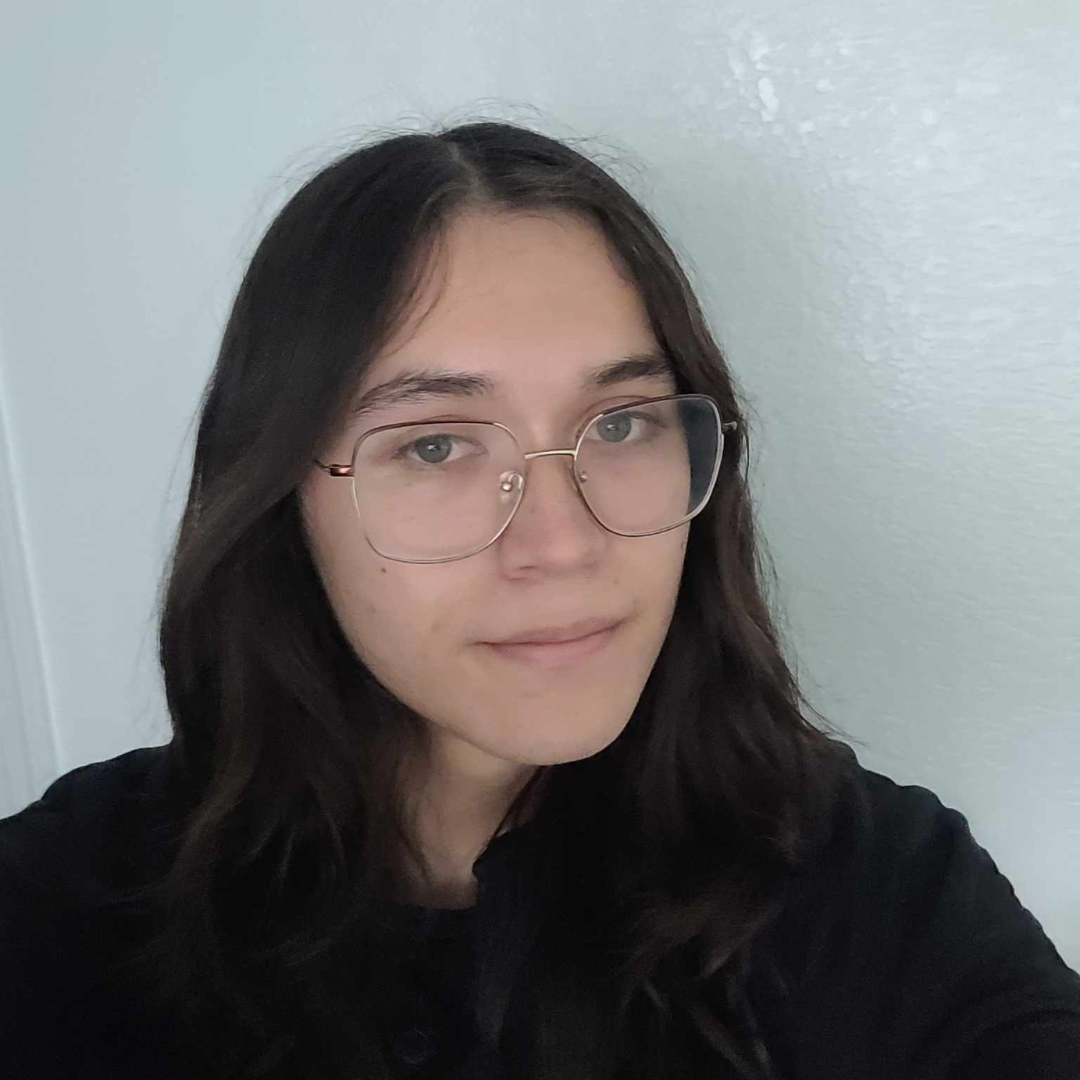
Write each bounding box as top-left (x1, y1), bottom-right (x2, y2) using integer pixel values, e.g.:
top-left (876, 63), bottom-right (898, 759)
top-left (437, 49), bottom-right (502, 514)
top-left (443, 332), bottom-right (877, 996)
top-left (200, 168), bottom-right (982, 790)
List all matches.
top-left (507, 706), bottom-right (635, 767)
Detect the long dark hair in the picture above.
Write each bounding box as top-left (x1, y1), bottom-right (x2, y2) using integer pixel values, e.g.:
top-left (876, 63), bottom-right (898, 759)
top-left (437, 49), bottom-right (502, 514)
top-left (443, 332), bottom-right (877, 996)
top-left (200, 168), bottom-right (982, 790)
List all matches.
top-left (133, 119), bottom-right (860, 1080)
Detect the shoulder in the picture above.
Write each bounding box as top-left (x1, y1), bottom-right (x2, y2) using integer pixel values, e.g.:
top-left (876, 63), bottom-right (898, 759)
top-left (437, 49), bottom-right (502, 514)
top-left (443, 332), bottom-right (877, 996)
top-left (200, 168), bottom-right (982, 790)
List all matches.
top-left (6, 743), bottom-right (170, 817)
top-left (757, 749), bottom-right (1080, 1077)
top-left (0, 745), bottom-right (173, 929)
top-left (807, 751), bottom-right (991, 883)
top-left (1, 745), bottom-right (170, 862)
top-left (794, 751), bottom-right (1076, 976)
top-left (0, 748), bottom-right (178, 1071)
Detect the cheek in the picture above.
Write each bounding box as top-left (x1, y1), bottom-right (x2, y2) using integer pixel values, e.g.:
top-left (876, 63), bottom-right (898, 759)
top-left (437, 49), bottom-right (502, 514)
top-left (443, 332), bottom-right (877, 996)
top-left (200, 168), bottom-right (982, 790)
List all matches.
top-left (317, 550), bottom-right (469, 686)
top-left (301, 486), bottom-right (391, 649)
top-left (636, 527), bottom-right (689, 598)
top-left (324, 561), bottom-right (411, 661)
top-left (639, 532), bottom-right (689, 640)
top-left (301, 481), bottom-right (473, 667)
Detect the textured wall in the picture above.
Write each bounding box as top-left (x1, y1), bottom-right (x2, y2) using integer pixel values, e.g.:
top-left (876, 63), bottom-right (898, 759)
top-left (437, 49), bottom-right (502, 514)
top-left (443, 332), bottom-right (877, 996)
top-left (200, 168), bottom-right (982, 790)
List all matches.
top-left (0, 0), bottom-right (1076, 961)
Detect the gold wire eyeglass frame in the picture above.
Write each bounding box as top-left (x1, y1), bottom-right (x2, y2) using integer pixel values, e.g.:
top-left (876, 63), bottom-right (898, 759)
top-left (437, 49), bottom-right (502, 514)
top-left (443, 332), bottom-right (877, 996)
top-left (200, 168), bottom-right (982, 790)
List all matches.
top-left (312, 392), bottom-right (738, 564)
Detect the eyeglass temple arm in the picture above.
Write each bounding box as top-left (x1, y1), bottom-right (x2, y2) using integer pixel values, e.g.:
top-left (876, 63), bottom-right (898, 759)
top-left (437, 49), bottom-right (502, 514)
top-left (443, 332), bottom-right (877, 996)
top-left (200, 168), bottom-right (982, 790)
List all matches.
top-left (313, 419), bottom-right (739, 478)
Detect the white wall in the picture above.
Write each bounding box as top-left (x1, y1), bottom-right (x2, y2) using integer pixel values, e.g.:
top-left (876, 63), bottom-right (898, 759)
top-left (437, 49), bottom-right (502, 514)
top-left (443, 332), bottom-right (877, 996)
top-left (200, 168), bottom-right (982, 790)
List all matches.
top-left (0, 0), bottom-right (1076, 963)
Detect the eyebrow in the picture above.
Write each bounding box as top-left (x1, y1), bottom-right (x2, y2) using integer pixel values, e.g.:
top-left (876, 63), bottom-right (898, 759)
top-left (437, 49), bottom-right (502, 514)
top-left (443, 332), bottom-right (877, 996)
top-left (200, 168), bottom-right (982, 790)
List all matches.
top-left (349, 350), bottom-right (676, 419)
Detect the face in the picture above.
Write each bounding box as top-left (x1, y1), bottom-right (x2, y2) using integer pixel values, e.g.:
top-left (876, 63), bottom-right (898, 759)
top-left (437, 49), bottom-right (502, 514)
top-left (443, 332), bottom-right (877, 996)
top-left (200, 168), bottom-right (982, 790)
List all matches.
top-left (299, 210), bottom-right (688, 790)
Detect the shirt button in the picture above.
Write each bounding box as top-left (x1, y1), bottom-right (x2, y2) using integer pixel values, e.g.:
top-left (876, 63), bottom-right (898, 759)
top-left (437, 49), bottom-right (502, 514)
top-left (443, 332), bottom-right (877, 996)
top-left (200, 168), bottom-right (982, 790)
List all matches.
top-left (390, 1025), bottom-right (438, 1067)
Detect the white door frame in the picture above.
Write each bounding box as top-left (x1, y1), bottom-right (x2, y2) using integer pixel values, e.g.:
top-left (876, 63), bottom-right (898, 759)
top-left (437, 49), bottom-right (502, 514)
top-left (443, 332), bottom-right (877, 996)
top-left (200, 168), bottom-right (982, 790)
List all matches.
top-left (0, 344), bottom-right (59, 815)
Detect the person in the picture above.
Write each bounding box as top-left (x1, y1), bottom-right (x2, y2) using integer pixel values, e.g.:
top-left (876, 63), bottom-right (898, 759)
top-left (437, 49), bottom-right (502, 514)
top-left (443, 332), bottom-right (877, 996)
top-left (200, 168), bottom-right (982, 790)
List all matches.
top-left (1, 120), bottom-right (1078, 1080)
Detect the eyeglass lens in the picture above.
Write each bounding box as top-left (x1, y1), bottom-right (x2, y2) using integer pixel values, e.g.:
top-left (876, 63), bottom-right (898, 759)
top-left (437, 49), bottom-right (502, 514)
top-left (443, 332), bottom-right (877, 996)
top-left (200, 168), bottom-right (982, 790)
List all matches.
top-left (350, 396), bottom-right (722, 562)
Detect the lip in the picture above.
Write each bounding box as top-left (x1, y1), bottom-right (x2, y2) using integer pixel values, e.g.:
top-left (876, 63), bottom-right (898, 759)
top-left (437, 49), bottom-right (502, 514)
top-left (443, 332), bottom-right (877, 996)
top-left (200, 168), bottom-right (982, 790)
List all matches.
top-left (481, 618), bottom-right (623, 667)
top-left (488, 617), bottom-right (622, 645)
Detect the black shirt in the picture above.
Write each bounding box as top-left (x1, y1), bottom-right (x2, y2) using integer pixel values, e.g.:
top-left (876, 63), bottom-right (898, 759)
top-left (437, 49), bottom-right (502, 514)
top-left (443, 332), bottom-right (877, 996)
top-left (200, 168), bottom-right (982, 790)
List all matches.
top-left (2, 745), bottom-right (1079, 1079)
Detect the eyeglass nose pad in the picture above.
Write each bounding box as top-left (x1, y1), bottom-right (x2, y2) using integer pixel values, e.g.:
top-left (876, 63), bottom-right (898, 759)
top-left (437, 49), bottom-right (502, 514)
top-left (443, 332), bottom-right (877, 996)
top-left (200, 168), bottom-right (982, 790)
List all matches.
top-left (498, 470), bottom-right (525, 503)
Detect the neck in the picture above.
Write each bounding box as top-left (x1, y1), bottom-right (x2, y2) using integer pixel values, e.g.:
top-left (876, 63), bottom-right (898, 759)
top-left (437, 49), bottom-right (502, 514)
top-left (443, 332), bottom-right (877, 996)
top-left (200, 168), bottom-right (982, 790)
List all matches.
top-left (396, 734), bottom-right (541, 908)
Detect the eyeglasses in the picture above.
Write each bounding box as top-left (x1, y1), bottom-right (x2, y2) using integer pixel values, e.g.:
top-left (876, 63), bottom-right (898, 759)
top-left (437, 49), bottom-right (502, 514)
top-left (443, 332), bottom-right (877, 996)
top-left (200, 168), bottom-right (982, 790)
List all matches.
top-left (312, 393), bottom-right (736, 564)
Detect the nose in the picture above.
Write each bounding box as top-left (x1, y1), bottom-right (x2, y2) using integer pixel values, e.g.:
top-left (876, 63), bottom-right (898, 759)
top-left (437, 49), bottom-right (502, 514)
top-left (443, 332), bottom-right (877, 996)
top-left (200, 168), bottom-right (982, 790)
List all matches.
top-left (495, 451), bottom-right (606, 573)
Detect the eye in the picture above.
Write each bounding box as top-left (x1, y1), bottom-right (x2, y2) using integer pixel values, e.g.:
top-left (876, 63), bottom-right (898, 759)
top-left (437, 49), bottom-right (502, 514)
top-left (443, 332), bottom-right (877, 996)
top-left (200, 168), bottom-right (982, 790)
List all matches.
top-left (390, 431), bottom-right (486, 467)
top-left (595, 413), bottom-right (635, 443)
top-left (585, 410), bottom-right (663, 445)
top-left (408, 434), bottom-right (453, 464)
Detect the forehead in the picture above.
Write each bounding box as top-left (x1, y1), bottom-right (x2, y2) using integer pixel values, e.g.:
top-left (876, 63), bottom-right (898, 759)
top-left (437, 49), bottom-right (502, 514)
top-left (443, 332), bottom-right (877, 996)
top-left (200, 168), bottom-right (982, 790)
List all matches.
top-left (363, 209), bottom-right (660, 397)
